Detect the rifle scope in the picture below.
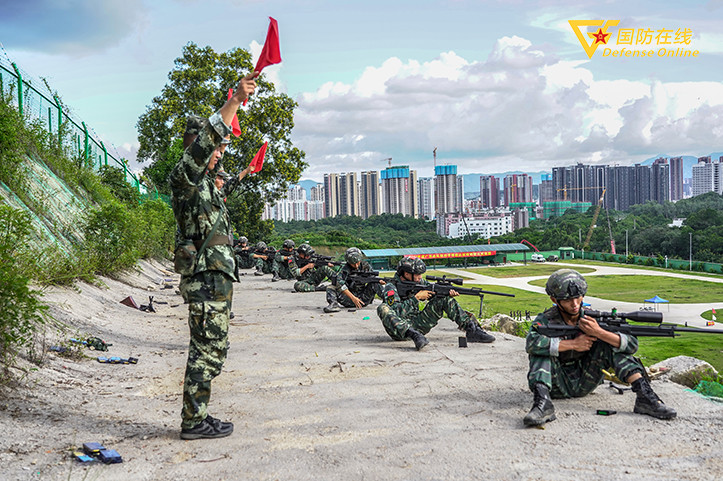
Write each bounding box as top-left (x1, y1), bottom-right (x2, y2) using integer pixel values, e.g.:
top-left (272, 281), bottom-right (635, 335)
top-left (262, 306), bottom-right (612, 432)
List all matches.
top-left (426, 275), bottom-right (464, 286)
top-left (584, 309), bottom-right (663, 324)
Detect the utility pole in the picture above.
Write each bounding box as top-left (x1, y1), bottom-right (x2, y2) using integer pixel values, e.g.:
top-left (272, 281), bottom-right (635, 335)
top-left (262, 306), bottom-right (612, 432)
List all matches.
top-left (433, 147), bottom-right (437, 168)
top-left (625, 229), bottom-right (628, 258)
top-left (689, 232), bottom-right (692, 271)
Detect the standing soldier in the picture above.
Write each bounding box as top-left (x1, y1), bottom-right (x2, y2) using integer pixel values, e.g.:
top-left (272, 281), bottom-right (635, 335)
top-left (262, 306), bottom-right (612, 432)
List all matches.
top-left (524, 269), bottom-right (676, 427)
top-left (377, 257), bottom-right (495, 350)
top-left (293, 243), bottom-right (337, 292)
top-left (169, 72), bottom-right (256, 440)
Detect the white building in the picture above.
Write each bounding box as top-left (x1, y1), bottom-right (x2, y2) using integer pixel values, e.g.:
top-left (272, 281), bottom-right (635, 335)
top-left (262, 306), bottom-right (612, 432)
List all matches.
top-left (691, 156), bottom-right (723, 196)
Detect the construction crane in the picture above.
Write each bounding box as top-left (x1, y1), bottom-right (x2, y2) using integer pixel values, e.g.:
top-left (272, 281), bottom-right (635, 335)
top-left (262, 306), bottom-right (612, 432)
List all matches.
top-left (556, 185), bottom-right (605, 201)
top-left (583, 189), bottom-right (606, 250)
top-left (379, 157), bottom-right (392, 167)
top-left (521, 239), bottom-right (539, 252)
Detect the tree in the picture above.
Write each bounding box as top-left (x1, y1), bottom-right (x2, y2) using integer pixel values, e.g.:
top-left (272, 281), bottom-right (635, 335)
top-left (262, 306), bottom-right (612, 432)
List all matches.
top-left (136, 42), bottom-right (307, 235)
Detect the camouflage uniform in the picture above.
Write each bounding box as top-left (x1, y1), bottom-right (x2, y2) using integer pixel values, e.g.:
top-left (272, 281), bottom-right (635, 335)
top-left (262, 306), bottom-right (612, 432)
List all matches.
top-left (234, 245), bottom-right (254, 269)
top-left (377, 273), bottom-right (475, 340)
top-left (294, 264), bottom-right (337, 292)
top-left (526, 306), bottom-right (642, 399)
top-left (170, 113), bottom-right (236, 430)
top-left (325, 260), bottom-right (378, 308)
top-left (272, 249), bottom-right (298, 280)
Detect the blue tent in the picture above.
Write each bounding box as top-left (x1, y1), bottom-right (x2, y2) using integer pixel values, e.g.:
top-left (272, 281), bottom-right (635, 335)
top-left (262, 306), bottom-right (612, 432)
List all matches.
top-left (644, 295), bottom-right (670, 311)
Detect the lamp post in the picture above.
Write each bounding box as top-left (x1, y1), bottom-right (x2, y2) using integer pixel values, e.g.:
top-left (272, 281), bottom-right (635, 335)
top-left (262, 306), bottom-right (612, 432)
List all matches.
top-left (625, 229), bottom-right (628, 258)
top-left (689, 232), bottom-right (692, 271)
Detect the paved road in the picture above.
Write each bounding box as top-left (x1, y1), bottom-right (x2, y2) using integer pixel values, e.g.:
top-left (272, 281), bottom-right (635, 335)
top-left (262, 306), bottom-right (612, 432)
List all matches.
top-left (439, 262), bottom-right (723, 329)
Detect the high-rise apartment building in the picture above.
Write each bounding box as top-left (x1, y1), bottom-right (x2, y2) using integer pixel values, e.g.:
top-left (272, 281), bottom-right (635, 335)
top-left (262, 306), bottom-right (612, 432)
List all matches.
top-left (360, 171), bottom-right (381, 219)
top-left (418, 177), bottom-right (435, 220)
top-left (692, 156), bottom-right (723, 196)
top-left (651, 158), bottom-right (670, 204)
top-left (323, 173), bottom-right (339, 218)
top-left (480, 175), bottom-right (500, 208)
top-left (409, 169), bottom-right (419, 218)
top-left (503, 174), bottom-right (533, 205)
top-left (381, 165), bottom-right (415, 216)
top-left (539, 173), bottom-right (554, 202)
top-left (669, 156), bottom-right (684, 201)
top-left (434, 165), bottom-right (459, 216)
top-left (338, 172), bottom-right (360, 217)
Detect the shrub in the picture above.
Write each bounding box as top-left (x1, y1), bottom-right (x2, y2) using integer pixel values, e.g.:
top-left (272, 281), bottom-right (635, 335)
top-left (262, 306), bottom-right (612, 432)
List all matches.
top-left (82, 199), bottom-right (140, 275)
top-left (0, 206), bottom-right (48, 373)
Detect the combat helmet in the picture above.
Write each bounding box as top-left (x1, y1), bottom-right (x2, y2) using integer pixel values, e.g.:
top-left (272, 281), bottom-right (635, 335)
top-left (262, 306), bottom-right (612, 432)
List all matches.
top-left (345, 247), bottom-right (363, 264)
top-left (239, 236), bottom-right (248, 244)
top-left (282, 239), bottom-right (296, 251)
top-left (397, 256), bottom-right (427, 275)
top-left (256, 241), bottom-right (267, 251)
top-left (297, 243), bottom-right (315, 257)
top-left (545, 269), bottom-right (588, 300)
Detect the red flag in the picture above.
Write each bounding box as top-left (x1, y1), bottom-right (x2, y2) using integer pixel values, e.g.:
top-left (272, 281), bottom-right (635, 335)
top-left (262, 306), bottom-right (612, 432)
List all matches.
top-left (249, 142), bottom-right (268, 173)
top-left (227, 88), bottom-right (242, 137)
top-left (255, 17), bottom-right (282, 72)
top-left (244, 17), bottom-right (282, 105)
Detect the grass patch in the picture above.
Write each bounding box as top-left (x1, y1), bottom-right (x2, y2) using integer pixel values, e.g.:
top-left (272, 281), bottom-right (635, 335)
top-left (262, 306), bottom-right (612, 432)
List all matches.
top-left (424, 269), bottom-right (474, 280)
top-left (636, 334), bottom-right (723, 373)
top-left (700, 309), bottom-right (723, 322)
top-left (528, 274), bottom-right (723, 304)
top-left (453, 283), bottom-right (552, 320)
top-left (467, 264), bottom-right (596, 278)
top-left (560, 259), bottom-right (723, 279)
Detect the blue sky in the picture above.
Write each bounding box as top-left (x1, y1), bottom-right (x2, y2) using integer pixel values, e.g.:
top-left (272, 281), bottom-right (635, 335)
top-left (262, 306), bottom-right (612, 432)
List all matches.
top-left (2, 0), bottom-right (722, 181)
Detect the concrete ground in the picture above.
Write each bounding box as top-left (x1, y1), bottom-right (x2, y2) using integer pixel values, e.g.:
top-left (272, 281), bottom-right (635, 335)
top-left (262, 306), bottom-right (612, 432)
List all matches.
top-left (1, 259), bottom-right (722, 480)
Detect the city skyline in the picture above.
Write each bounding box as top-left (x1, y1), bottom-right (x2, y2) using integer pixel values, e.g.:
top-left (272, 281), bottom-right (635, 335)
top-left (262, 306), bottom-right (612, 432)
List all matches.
top-left (2, 1), bottom-right (722, 180)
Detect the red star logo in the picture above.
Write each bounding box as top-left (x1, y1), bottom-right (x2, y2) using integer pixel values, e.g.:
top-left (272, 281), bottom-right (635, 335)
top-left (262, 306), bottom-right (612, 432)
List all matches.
top-left (591, 28), bottom-right (610, 45)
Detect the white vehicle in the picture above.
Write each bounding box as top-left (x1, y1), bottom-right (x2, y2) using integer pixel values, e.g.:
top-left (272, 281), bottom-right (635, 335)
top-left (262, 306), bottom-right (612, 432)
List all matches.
top-left (530, 253), bottom-right (546, 262)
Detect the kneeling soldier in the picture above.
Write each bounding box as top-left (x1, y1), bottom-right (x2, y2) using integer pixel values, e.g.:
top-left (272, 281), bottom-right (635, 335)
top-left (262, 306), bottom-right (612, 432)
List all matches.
top-left (524, 269), bottom-right (676, 427)
top-left (234, 236), bottom-right (254, 269)
top-left (294, 244), bottom-right (337, 292)
top-left (271, 239), bottom-right (297, 282)
top-left (324, 247), bottom-right (382, 312)
top-left (252, 241), bottom-right (274, 276)
top-left (377, 256), bottom-right (495, 350)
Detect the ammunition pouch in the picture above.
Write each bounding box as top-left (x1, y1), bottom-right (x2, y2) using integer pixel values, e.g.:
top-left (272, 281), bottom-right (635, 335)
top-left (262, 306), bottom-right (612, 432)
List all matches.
top-left (174, 240), bottom-right (197, 277)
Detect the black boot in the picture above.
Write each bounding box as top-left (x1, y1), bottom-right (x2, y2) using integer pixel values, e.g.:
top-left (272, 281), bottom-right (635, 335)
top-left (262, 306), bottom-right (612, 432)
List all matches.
top-left (405, 328), bottom-right (429, 351)
top-left (465, 319), bottom-right (495, 343)
top-left (254, 266), bottom-right (264, 276)
top-left (631, 377), bottom-right (677, 420)
top-left (271, 273), bottom-right (281, 282)
top-left (523, 383), bottom-right (556, 427)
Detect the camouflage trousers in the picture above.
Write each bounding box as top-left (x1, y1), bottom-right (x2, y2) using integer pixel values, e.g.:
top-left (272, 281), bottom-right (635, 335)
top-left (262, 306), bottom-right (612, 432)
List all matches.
top-left (236, 254), bottom-right (254, 269)
top-left (294, 266), bottom-right (336, 292)
top-left (326, 283), bottom-right (379, 308)
top-left (253, 257), bottom-right (273, 273)
top-left (527, 341), bottom-right (643, 398)
top-left (181, 271), bottom-right (233, 429)
top-left (272, 258), bottom-right (296, 279)
top-left (379, 296), bottom-right (472, 341)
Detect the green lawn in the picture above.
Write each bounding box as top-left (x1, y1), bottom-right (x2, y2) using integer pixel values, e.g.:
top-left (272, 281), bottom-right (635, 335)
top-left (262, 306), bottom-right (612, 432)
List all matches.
top-left (528, 274), bottom-right (723, 304)
top-left (637, 334), bottom-right (723, 373)
top-left (560, 259), bottom-right (723, 279)
top-left (466, 264), bottom-right (596, 278)
top-left (453, 283), bottom-right (552, 321)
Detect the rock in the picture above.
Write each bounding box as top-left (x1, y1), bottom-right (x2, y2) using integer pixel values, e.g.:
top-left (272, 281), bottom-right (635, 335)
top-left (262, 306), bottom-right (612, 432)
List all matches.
top-left (489, 313), bottom-right (524, 335)
top-left (650, 355), bottom-right (719, 388)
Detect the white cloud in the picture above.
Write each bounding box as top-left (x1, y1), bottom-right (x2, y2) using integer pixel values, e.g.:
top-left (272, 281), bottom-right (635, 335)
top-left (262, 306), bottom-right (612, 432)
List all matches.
top-left (292, 35), bottom-right (723, 178)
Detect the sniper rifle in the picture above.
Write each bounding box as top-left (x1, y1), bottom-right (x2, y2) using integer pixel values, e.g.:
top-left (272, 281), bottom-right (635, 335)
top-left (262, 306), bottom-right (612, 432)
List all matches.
top-left (396, 275), bottom-right (515, 317)
top-left (533, 309), bottom-right (723, 338)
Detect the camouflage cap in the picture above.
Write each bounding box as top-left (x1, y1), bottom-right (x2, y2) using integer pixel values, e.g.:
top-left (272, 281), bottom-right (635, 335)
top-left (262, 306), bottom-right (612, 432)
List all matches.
top-left (220, 135), bottom-right (232, 145)
top-left (297, 243), bottom-right (314, 256)
top-left (545, 269), bottom-right (588, 300)
top-left (397, 256), bottom-right (427, 275)
top-left (216, 169), bottom-right (231, 181)
top-left (345, 247), bottom-right (363, 264)
top-left (185, 115), bottom-right (205, 136)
